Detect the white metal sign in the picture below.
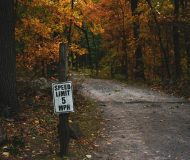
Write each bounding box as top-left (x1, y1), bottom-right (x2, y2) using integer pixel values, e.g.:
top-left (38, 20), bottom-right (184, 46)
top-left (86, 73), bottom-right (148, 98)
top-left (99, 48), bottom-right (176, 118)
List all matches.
top-left (52, 81), bottom-right (74, 113)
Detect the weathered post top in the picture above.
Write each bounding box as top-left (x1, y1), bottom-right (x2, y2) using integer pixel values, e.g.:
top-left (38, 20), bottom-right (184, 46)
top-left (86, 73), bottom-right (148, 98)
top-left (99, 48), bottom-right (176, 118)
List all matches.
top-left (59, 43), bottom-right (68, 82)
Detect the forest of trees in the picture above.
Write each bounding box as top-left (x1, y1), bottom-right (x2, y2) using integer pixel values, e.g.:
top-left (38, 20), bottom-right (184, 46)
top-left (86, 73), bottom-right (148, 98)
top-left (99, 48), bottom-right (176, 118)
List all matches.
top-left (13, 0), bottom-right (190, 82)
top-left (0, 0), bottom-right (190, 116)
top-left (1, 1), bottom-right (190, 159)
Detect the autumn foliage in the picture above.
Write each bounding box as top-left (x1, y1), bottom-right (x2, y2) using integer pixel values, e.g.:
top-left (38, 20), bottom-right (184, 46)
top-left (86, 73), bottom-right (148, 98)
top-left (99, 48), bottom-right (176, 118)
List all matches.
top-left (16, 0), bottom-right (101, 72)
top-left (15, 0), bottom-right (190, 85)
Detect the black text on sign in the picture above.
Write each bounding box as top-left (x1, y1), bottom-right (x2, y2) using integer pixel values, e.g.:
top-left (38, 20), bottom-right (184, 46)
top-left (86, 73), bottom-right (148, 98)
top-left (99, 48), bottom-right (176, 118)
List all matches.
top-left (52, 82), bottom-right (74, 113)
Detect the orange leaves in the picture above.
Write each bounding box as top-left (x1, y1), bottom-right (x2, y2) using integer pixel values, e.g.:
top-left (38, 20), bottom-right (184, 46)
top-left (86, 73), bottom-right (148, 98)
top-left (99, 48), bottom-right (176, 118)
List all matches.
top-left (16, 0), bottom-right (61, 68)
top-left (70, 44), bottom-right (87, 56)
top-left (90, 24), bottom-right (104, 35)
top-left (15, 28), bottom-right (23, 42)
top-left (16, 0), bottom-right (101, 69)
top-left (30, 0), bottom-right (54, 7)
top-left (21, 18), bottom-right (52, 39)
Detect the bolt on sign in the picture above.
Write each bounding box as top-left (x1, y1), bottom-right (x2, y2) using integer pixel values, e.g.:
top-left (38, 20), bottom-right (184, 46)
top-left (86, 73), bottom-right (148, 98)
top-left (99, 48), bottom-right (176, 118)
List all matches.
top-left (52, 81), bottom-right (74, 113)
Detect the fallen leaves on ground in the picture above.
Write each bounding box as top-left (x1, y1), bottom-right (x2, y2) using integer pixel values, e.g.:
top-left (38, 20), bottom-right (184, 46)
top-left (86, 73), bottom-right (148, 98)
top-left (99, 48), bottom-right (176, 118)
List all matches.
top-left (0, 79), bottom-right (103, 160)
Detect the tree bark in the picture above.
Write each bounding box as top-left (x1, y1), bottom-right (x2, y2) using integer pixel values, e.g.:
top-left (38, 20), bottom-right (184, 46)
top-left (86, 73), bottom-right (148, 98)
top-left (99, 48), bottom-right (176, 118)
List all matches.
top-left (84, 28), bottom-right (92, 69)
top-left (119, 0), bottom-right (128, 79)
top-left (184, 25), bottom-right (190, 80)
top-left (0, 0), bottom-right (19, 117)
top-left (75, 24), bottom-right (92, 69)
top-left (92, 34), bottom-right (99, 76)
top-left (131, 0), bottom-right (145, 80)
top-left (180, 0), bottom-right (188, 8)
top-left (146, 0), bottom-right (171, 80)
top-left (173, 0), bottom-right (181, 80)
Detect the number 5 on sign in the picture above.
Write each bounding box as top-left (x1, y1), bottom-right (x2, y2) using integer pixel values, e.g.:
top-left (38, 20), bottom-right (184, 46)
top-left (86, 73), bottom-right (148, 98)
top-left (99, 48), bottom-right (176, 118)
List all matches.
top-left (52, 81), bottom-right (74, 113)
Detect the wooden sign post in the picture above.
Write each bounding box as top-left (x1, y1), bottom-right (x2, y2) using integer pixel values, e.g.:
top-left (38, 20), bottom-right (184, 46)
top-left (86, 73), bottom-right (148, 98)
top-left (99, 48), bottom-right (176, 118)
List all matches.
top-left (58, 43), bottom-right (70, 156)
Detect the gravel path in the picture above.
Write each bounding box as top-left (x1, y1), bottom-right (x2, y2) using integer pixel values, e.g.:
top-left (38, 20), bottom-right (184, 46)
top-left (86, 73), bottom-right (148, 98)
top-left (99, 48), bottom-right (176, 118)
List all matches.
top-left (80, 78), bottom-right (190, 160)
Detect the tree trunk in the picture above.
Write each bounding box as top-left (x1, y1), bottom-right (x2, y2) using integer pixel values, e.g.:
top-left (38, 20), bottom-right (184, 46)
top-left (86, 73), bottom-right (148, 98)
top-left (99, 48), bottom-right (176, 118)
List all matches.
top-left (0, 0), bottom-right (19, 117)
top-left (92, 34), bottom-right (99, 76)
top-left (131, 0), bottom-right (145, 80)
top-left (181, 0), bottom-right (188, 8)
top-left (181, 0), bottom-right (189, 80)
top-left (146, 0), bottom-right (171, 80)
top-left (75, 24), bottom-right (93, 70)
top-left (84, 28), bottom-right (92, 70)
top-left (173, 0), bottom-right (181, 80)
top-left (184, 25), bottom-right (190, 80)
top-left (119, 0), bottom-right (128, 79)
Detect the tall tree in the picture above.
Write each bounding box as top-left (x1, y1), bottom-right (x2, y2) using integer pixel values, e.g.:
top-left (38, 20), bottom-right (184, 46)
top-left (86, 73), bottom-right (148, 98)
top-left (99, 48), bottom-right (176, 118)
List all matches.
top-left (118, 0), bottom-right (128, 79)
top-left (0, 0), bottom-right (19, 117)
top-left (173, 0), bottom-right (181, 80)
top-left (146, 0), bottom-right (171, 80)
top-left (182, 0), bottom-right (190, 80)
top-left (131, 0), bottom-right (145, 80)
top-left (184, 26), bottom-right (190, 80)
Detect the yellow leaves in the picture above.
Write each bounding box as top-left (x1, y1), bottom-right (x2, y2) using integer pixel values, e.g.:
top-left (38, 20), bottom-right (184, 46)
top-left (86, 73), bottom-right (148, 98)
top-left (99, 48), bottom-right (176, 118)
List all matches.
top-left (15, 28), bottom-right (23, 41)
top-left (30, 0), bottom-right (54, 7)
top-left (90, 24), bottom-right (104, 35)
top-left (34, 41), bottom-right (59, 57)
top-left (16, 0), bottom-right (98, 69)
top-left (73, 11), bottom-right (83, 26)
top-left (22, 18), bottom-right (51, 39)
top-left (70, 44), bottom-right (87, 56)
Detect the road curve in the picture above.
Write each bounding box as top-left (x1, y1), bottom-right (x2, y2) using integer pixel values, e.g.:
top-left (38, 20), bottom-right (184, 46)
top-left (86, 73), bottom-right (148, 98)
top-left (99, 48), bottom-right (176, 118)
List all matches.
top-left (80, 78), bottom-right (190, 160)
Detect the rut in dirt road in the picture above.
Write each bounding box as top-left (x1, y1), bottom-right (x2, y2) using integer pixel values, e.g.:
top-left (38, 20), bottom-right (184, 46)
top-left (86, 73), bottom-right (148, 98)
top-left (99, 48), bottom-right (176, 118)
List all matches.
top-left (81, 78), bottom-right (190, 160)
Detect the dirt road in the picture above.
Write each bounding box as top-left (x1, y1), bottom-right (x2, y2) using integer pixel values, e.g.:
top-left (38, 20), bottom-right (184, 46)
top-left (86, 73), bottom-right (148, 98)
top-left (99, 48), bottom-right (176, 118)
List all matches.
top-left (80, 78), bottom-right (190, 160)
